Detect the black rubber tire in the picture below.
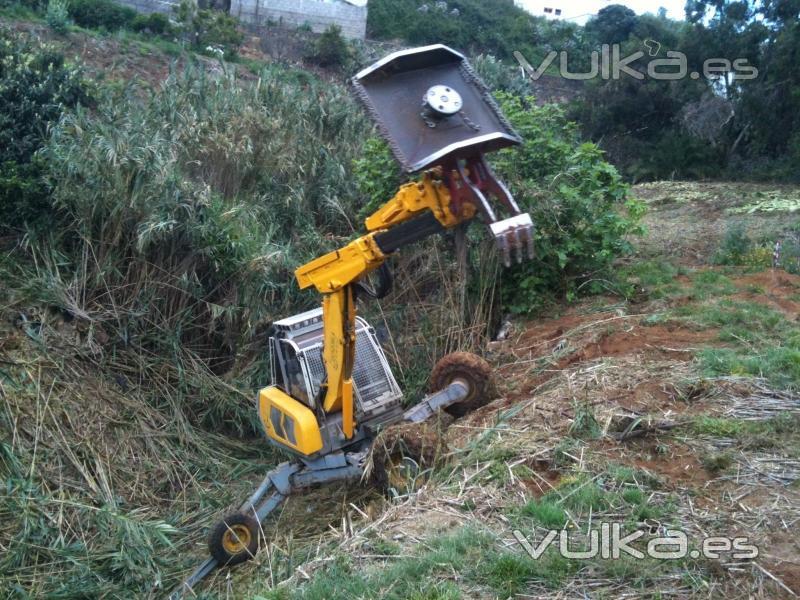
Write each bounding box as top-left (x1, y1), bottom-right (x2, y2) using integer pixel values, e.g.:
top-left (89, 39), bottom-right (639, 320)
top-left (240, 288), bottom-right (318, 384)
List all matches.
top-left (429, 352), bottom-right (494, 418)
top-left (208, 511), bottom-right (260, 566)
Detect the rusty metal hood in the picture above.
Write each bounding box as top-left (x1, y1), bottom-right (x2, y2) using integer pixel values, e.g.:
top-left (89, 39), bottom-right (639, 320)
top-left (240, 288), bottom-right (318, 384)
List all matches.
top-left (352, 44), bottom-right (522, 173)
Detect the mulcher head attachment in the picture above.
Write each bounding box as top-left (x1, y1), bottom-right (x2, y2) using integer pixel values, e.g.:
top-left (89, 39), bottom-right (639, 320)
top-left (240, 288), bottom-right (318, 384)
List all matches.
top-left (352, 44), bottom-right (535, 264)
top-left (352, 44), bottom-right (522, 173)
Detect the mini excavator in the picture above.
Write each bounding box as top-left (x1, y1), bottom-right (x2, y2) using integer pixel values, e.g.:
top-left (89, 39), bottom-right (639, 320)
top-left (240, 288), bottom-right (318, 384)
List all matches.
top-left (173, 44), bottom-right (534, 597)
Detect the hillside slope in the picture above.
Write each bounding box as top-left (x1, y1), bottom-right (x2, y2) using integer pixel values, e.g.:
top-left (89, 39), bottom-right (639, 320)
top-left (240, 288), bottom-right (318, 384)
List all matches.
top-left (2, 13), bottom-right (799, 598)
top-left (205, 181), bottom-right (800, 600)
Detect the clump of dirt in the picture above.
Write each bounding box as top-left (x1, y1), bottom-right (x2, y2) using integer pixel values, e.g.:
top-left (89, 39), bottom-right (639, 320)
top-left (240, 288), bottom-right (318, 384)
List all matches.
top-left (367, 419), bottom-right (451, 491)
top-left (571, 324), bottom-right (714, 363)
top-left (732, 270), bottom-right (800, 318)
top-left (520, 458), bottom-right (562, 497)
top-left (491, 307), bottom-right (716, 414)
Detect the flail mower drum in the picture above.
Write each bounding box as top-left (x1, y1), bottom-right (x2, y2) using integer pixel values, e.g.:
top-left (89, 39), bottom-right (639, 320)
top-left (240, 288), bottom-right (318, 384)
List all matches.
top-left (352, 43), bottom-right (534, 265)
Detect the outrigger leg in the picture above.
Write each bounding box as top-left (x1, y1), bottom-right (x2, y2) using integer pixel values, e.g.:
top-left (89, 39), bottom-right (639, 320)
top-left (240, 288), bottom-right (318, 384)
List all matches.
top-left (170, 456), bottom-right (364, 599)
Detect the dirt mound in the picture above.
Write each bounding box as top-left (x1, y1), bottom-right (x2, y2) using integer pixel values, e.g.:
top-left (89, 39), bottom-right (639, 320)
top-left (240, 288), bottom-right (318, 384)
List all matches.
top-left (367, 419), bottom-right (451, 491)
top-left (732, 270), bottom-right (800, 317)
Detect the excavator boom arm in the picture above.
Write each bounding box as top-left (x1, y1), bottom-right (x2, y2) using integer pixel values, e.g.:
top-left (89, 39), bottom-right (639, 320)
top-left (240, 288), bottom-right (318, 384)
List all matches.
top-left (294, 170), bottom-right (469, 438)
top-left (294, 165), bottom-right (533, 439)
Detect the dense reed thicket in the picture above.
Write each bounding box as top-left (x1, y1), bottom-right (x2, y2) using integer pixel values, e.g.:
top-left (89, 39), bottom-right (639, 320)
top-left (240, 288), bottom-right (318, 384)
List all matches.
top-left (1, 59), bottom-right (376, 597)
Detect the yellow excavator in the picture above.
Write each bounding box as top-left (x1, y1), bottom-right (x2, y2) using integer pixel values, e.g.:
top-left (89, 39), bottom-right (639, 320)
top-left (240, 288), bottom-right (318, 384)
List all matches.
top-left (172, 44), bottom-right (534, 597)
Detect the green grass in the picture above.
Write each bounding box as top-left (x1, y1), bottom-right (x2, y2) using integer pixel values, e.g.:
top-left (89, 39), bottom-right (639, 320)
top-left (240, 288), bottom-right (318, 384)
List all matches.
top-left (520, 498), bottom-right (568, 529)
top-left (698, 346), bottom-right (800, 389)
top-left (687, 414), bottom-right (800, 460)
top-left (617, 259), bottom-right (685, 299)
top-left (256, 526), bottom-right (578, 599)
top-left (481, 549), bottom-right (577, 594)
top-left (258, 528), bottom-right (494, 600)
top-left (690, 413), bottom-right (800, 437)
top-left (568, 402), bottom-right (602, 440)
top-left (605, 463), bottom-right (662, 489)
top-left (622, 259), bottom-right (682, 288)
top-left (552, 437), bottom-right (582, 468)
top-left (621, 488), bottom-right (645, 504)
top-left (689, 270), bottom-right (737, 299)
top-left (544, 478), bottom-right (611, 513)
top-left (689, 416), bottom-right (747, 437)
top-left (673, 298), bottom-right (800, 390)
top-left (701, 451), bottom-right (734, 473)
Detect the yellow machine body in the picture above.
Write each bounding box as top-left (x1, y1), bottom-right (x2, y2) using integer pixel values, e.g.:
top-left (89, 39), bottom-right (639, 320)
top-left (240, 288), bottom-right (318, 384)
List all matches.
top-left (258, 386), bottom-right (324, 456)
top-left (291, 170), bottom-right (466, 443)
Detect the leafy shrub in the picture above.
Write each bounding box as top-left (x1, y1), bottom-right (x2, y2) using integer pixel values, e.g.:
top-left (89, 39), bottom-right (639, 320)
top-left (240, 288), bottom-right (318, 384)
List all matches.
top-left (68, 0), bottom-right (135, 30)
top-left (366, 0), bottom-right (546, 63)
top-left (45, 0), bottom-right (71, 33)
top-left (1, 0), bottom-right (47, 12)
top-left (308, 24), bottom-right (350, 68)
top-left (472, 53), bottom-right (533, 97)
top-left (131, 11), bottom-right (174, 36)
top-left (713, 224), bottom-right (758, 266)
top-left (176, 0), bottom-right (243, 59)
top-left (777, 234), bottom-right (800, 275)
top-left (352, 137), bottom-right (404, 219)
top-left (0, 31), bottom-right (93, 231)
top-left (491, 93), bottom-right (645, 312)
top-left (353, 93), bottom-right (643, 316)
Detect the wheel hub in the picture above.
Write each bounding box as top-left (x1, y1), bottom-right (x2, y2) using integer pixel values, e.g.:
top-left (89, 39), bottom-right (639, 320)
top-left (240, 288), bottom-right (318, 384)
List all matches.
top-left (221, 524), bottom-right (251, 554)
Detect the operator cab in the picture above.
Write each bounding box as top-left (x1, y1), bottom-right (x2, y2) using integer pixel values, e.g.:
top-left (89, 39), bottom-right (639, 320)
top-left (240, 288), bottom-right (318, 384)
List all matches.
top-left (269, 308), bottom-right (404, 428)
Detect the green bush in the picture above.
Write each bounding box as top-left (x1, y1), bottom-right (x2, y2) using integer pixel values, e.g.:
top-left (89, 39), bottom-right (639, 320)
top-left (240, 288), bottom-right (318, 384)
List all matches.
top-left (0, 0), bottom-right (47, 12)
top-left (352, 93), bottom-right (643, 316)
top-left (713, 224), bottom-right (753, 265)
top-left (308, 24), bottom-right (351, 68)
top-left (68, 0), bottom-right (136, 30)
top-left (176, 0), bottom-right (243, 59)
top-left (491, 93), bottom-right (645, 312)
top-left (366, 0), bottom-right (548, 63)
top-left (352, 137), bottom-right (405, 219)
top-left (45, 0), bottom-right (71, 33)
top-left (131, 11), bottom-right (174, 35)
top-left (0, 31), bottom-right (93, 231)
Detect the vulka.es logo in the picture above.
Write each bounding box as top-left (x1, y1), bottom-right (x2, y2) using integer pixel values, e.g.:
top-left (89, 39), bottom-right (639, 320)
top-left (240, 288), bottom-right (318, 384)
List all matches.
top-left (513, 524), bottom-right (759, 561)
top-left (514, 45), bottom-right (759, 81)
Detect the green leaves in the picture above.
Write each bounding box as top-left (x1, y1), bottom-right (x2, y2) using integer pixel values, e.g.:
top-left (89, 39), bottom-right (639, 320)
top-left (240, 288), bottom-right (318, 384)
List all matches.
top-left (352, 137), bottom-right (404, 221)
top-left (0, 31), bottom-right (92, 231)
top-left (492, 93), bottom-right (644, 313)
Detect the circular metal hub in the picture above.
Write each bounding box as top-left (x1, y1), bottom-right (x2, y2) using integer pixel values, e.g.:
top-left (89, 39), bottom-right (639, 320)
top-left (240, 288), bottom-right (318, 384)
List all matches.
top-left (221, 524), bottom-right (252, 554)
top-left (424, 84), bottom-right (462, 116)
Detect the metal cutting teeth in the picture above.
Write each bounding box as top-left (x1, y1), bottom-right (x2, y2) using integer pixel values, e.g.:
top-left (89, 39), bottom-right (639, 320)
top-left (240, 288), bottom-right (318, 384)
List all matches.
top-left (488, 214), bottom-right (535, 267)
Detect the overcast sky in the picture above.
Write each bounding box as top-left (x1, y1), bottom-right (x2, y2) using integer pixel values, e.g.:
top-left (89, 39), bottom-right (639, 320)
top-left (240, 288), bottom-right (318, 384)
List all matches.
top-left (515, 0), bottom-right (687, 23)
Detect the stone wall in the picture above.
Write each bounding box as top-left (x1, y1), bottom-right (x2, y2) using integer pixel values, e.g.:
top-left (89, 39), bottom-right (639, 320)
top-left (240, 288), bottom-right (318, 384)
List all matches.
top-left (231, 0), bottom-right (367, 39)
top-left (118, 0), bottom-right (178, 15)
top-left (114, 0), bottom-right (368, 40)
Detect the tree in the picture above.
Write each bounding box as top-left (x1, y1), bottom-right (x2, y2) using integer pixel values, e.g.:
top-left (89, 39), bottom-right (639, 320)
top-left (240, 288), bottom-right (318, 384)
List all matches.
top-left (685, 0), bottom-right (799, 177)
top-left (585, 4), bottom-right (638, 45)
